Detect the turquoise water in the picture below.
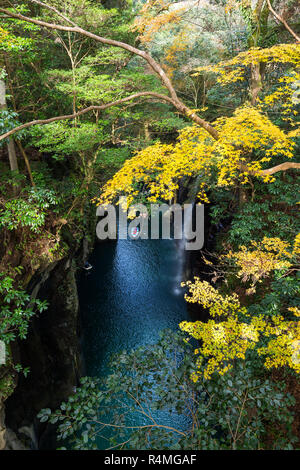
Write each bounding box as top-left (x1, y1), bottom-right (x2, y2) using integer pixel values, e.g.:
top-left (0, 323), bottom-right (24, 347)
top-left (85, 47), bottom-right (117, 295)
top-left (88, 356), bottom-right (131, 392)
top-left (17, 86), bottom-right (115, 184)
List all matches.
top-left (78, 235), bottom-right (190, 448)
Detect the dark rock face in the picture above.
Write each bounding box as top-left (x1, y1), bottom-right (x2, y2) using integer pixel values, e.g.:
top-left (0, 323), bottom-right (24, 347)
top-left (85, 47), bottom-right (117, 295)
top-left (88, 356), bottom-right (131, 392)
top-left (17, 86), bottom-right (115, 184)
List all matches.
top-left (5, 258), bottom-right (82, 449)
top-left (0, 406), bottom-right (6, 450)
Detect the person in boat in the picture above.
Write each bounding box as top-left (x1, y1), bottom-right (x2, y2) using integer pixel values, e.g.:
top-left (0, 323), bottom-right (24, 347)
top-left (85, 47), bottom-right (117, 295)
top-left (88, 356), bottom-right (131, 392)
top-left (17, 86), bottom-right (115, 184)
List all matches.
top-left (131, 226), bottom-right (140, 238)
top-left (83, 261), bottom-right (93, 270)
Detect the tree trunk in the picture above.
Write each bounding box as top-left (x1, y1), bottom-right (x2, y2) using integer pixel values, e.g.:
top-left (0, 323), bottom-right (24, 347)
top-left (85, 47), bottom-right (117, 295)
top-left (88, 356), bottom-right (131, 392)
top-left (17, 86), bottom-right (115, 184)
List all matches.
top-left (7, 138), bottom-right (18, 172)
top-left (0, 79), bottom-right (19, 173)
top-left (144, 121), bottom-right (151, 142)
top-left (239, 186), bottom-right (248, 207)
top-left (250, 63), bottom-right (263, 105)
top-left (16, 140), bottom-right (35, 186)
top-left (248, 0), bottom-right (270, 105)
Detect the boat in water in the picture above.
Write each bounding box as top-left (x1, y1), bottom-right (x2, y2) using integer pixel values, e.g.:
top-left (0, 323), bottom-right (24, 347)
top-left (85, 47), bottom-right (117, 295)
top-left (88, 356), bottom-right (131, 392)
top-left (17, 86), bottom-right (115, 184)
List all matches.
top-left (130, 227), bottom-right (140, 238)
top-left (83, 261), bottom-right (93, 271)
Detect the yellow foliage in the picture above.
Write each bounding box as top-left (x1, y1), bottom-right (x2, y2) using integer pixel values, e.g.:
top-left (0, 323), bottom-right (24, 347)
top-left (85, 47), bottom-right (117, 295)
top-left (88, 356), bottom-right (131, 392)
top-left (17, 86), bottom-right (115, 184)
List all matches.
top-left (0, 26), bottom-right (9, 44)
top-left (180, 316), bottom-right (263, 380)
top-left (0, 26), bottom-right (16, 48)
top-left (95, 41), bottom-right (298, 209)
top-left (225, 236), bottom-right (298, 287)
top-left (131, 0), bottom-right (187, 43)
top-left (196, 182), bottom-right (210, 204)
top-left (180, 274), bottom-right (300, 379)
top-left (163, 30), bottom-right (191, 79)
top-left (181, 278), bottom-right (246, 318)
top-left (193, 43), bottom-right (300, 124)
top-left (179, 234), bottom-right (300, 379)
top-left (97, 105), bottom-right (296, 206)
top-left (259, 71), bottom-right (300, 125)
top-left (193, 44), bottom-right (300, 84)
top-left (213, 106), bottom-right (295, 186)
top-left (94, 142), bottom-right (176, 208)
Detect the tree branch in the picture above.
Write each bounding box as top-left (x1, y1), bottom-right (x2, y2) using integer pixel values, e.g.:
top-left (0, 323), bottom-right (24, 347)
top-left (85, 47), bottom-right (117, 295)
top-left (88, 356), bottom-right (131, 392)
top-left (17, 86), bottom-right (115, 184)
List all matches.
top-left (266, 0), bottom-right (300, 43)
top-left (0, 4), bottom-right (178, 101)
top-left (261, 161), bottom-right (300, 175)
top-left (240, 161), bottom-right (300, 176)
top-left (1, 1), bottom-right (299, 180)
top-left (29, 0), bottom-right (78, 27)
top-left (0, 92), bottom-right (177, 142)
top-left (0, 3), bottom-right (218, 139)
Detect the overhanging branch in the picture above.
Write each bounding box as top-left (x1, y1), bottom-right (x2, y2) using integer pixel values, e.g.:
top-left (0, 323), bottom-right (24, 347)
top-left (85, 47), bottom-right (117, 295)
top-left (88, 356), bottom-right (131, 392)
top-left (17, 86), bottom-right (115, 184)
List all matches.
top-left (0, 1), bottom-right (299, 178)
top-left (0, 4), bottom-right (179, 101)
top-left (0, 92), bottom-right (177, 142)
top-left (0, 2), bottom-right (219, 139)
top-left (266, 0), bottom-right (300, 43)
top-left (261, 161), bottom-right (300, 175)
top-left (240, 161), bottom-right (300, 177)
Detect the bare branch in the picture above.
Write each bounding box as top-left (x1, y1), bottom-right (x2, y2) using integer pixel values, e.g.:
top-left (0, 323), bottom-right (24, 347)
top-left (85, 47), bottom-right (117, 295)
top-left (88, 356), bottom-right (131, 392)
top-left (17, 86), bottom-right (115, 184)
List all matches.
top-left (0, 92), bottom-right (177, 142)
top-left (1, 0), bottom-right (299, 176)
top-left (266, 0), bottom-right (300, 43)
top-left (0, 3), bottom-right (219, 139)
top-left (0, 5), bottom-right (178, 101)
top-left (240, 161), bottom-right (300, 177)
top-left (29, 0), bottom-right (78, 27)
top-left (261, 161), bottom-right (300, 175)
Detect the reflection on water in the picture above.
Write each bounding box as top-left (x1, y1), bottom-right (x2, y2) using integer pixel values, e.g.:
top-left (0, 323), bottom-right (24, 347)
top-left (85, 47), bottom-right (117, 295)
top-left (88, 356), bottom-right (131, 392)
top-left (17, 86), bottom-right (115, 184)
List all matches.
top-left (78, 236), bottom-right (190, 448)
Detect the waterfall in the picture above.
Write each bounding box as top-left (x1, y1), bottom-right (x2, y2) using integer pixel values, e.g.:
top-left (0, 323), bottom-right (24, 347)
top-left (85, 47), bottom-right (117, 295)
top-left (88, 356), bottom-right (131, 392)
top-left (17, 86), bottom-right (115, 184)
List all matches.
top-left (173, 175), bottom-right (202, 295)
top-left (173, 202), bottom-right (194, 295)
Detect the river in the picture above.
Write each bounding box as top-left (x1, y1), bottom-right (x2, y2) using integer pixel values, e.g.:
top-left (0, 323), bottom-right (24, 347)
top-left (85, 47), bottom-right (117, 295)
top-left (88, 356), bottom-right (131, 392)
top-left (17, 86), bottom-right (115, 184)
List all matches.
top-left (78, 233), bottom-right (190, 448)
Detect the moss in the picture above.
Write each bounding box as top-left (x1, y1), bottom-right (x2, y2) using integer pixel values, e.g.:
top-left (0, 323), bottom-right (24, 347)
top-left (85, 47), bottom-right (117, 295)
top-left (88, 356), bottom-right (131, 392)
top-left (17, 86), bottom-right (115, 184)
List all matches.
top-left (0, 372), bottom-right (15, 401)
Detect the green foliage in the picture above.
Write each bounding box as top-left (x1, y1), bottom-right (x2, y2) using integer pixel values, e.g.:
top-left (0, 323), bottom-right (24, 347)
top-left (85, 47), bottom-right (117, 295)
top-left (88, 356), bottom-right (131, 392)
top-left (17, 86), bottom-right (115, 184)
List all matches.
top-left (0, 186), bottom-right (59, 232)
top-left (96, 147), bottom-right (130, 181)
top-left (0, 0), bottom-right (299, 453)
top-left (0, 7), bottom-right (37, 54)
top-left (0, 269), bottom-right (48, 344)
top-left (38, 330), bottom-right (296, 450)
top-left (0, 109), bottom-right (27, 145)
top-left (0, 370), bottom-right (15, 401)
top-left (150, 115), bottom-right (188, 133)
top-left (227, 174), bottom-right (300, 248)
top-left (29, 122), bottom-right (109, 161)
